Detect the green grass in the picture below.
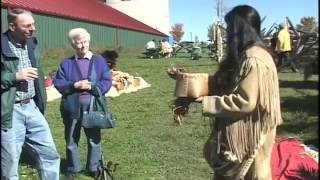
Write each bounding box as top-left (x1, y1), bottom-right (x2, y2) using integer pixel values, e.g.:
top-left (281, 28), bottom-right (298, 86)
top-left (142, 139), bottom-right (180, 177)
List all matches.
top-left (19, 48), bottom-right (318, 179)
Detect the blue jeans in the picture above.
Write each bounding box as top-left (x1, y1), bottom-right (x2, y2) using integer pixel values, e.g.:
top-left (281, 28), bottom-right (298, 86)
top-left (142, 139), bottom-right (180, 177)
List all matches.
top-left (64, 113), bottom-right (101, 173)
top-left (1, 128), bottom-right (19, 180)
top-left (1, 99), bottom-right (60, 180)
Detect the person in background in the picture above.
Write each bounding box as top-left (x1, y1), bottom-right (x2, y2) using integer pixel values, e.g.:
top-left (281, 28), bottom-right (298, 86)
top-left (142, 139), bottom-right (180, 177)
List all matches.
top-left (1, 8), bottom-right (60, 180)
top-left (195, 5), bottom-right (282, 180)
top-left (172, 42), bottom-right (181, 57)
top-left (144, 39), bottom-right (158, 58)
top-left (144, 39), bottom-right (156, 51)
top-left (160, 39), bottom-right (173, 58)
top-left (270, 29), bottom-right (280, 66)
top-left (275, 23), bottom-right (298, 72)
top-left (53, 28), bottom-right (112, 179)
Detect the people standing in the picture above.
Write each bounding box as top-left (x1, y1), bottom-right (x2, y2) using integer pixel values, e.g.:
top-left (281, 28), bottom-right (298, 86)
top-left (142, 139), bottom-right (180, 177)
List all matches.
top-left (160, 39), bottom-right (173, 58)
top-left (195, 5), bottom-right (282, 179)
top-left (276, 23), bottom-right (298, 72)
top-left (1, 8), bottom-right (60, 180)
top-left (53, 28), bottom-right (112, 179)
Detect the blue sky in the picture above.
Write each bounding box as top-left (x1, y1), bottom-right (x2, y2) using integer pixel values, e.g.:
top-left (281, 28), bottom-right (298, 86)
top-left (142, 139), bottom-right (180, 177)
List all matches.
top-left (169, 0), bottom-right (319, 41)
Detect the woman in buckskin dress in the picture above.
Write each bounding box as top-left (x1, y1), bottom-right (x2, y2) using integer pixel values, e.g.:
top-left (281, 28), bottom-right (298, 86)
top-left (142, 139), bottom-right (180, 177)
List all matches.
top-left (196, 5), bottom-right (282, 180)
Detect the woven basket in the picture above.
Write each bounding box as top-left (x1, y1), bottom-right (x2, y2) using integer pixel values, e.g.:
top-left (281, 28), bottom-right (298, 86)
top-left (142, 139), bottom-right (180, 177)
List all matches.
top-left (174, 73), bottom-right (209, 98)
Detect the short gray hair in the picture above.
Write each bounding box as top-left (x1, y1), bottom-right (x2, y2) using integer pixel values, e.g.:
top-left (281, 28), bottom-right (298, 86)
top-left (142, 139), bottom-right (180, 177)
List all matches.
top-left (68, 28), bottom-right (91, 45)
top-left (7, 8), bottom-right (32, 23)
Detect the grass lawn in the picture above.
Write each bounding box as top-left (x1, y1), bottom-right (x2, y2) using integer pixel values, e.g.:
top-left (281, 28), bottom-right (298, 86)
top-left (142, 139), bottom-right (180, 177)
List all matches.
top-left (19, 48), bottom-right (318, 180)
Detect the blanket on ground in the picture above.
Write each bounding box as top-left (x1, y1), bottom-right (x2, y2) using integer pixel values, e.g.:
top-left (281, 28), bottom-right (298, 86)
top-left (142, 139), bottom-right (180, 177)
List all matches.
top-left (271, 138), bottom-right (318, 180)
top-left (46, 71), bottom-right (150, 101)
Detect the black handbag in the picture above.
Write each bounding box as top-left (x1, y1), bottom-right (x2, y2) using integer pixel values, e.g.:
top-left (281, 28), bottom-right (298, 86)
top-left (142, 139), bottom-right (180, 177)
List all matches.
top-left (82, 88), bottom-right (116, 129)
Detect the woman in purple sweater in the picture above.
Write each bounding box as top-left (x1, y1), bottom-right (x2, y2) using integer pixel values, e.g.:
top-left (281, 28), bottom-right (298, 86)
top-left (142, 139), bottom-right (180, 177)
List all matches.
top-left (53, 28), bottom-right (112, 179)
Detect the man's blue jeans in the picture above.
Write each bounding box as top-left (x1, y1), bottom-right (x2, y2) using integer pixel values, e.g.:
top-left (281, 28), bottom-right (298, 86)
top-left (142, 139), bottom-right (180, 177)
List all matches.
top-left (1, 99), bottom-right (60, 180)
top-left (1, 128), bottom-right (19, 180)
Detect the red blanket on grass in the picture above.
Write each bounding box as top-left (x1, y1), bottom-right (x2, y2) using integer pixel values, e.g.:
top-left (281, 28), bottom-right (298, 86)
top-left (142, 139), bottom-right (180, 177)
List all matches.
top-left (271, 138), bottom-right (318, 180)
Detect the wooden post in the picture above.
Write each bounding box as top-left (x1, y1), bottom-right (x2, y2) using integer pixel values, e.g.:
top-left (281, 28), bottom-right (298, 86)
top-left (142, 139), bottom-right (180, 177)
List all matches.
top-left (216, 25), bottom-right (223, 63)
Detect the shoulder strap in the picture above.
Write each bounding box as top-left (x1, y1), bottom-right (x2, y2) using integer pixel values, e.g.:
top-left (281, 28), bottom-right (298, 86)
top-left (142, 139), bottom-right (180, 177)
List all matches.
top-left (89, 87), bottom-right (107, 113)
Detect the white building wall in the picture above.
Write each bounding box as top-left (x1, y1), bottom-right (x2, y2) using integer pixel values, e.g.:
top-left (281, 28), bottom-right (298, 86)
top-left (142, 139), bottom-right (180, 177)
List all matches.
top-left (106, 0), bottom-right (170, 35)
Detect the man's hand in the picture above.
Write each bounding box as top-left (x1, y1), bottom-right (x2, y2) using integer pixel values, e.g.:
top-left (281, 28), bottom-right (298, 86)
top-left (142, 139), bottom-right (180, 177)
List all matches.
top-left (16, 67), bottom-right (38, 80)
top-left (74, 79), bottom-right (92, 90)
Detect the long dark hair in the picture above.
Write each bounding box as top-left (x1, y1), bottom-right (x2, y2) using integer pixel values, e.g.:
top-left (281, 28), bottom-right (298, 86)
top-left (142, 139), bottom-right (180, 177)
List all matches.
top-left (213, 5), bottom-right (265, 95)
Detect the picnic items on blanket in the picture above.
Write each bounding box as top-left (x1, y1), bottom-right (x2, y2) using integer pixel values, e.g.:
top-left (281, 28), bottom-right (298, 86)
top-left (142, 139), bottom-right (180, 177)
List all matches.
top-left (271, 138), bottom-right (319, 180)
top-left (112, 71), bottom-right (140, 91)
top-left (167, 67), bottom-right (214, 125)
top-left (106, 70), bottom-right (151, 97)
top-left (82, 88), bottom-right (116, 129)
top-left (46, 70), bottom-right (151, 101)
top-left (46, 85), bottom-right (62, 101)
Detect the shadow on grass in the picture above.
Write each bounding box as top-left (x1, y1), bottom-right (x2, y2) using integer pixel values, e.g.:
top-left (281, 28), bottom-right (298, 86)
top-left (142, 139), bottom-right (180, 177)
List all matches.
top-left (277, 120), bottom-right (318, 148)
top-left (279, 80), bottom-right (318, 90)
top-left (18, 148), bottom-right (38, 177)
top-left (172, 54), bottom-right (192, 59)
top-left (277, 119), bottom-right (318, 135)
top-left (19, 148), bottom-right (68, 175)
top-left (60, 158), bottom-right (68, 174)
top-left (136, 55), bottom-right (151, 59)
top-left (179, 63), bottom-right (217, 68)
top-left (19, 147), bottom-right (36, 166)
top-left (303, 138), bottom-right (319, 148)
top-left (136, 55), bottom-right (164, 60)
top-left (278, 93), bottom-right (318, 148)
top-left (281, 95), bottom-right (319, 116)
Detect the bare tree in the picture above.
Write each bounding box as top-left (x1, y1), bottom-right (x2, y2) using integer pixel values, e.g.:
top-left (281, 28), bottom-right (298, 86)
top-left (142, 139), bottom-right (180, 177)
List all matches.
top-left (213, 0), bottom-right (230, 23)
top-left (170, 23), bottom-right (185, 43)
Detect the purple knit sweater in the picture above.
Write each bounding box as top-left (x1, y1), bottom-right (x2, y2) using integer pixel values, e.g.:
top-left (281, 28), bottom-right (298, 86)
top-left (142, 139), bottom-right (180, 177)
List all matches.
top-left (53, 54), bottom-right (112, 118)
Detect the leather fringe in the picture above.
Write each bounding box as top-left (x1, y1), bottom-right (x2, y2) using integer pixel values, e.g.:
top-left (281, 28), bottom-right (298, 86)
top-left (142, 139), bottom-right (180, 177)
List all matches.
top-left (223, 57), bottom-right (283, 163)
